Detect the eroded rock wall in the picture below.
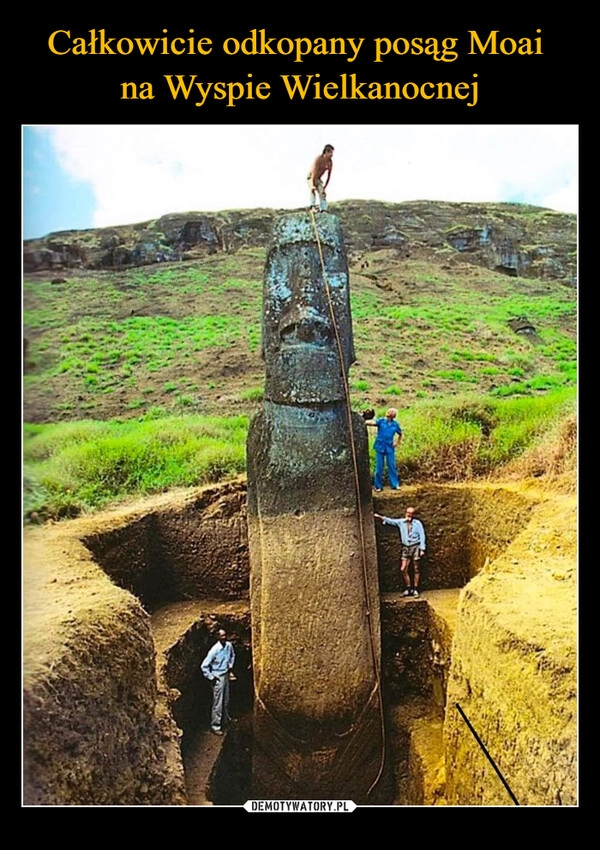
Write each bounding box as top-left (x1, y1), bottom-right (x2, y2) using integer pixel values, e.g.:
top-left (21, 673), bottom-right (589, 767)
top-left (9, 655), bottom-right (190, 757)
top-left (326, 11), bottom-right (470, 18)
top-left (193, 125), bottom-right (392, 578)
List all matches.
top-left (23, 525), bottom-right (186, 806)
top-left (444, 494), bottom-right (577, 806)
top-left (23, 202), bottom-right (577, 287)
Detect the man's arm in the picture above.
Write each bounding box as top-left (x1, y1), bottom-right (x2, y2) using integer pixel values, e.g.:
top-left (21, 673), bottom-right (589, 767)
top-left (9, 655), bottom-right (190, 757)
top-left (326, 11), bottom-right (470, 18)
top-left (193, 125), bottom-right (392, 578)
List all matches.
top-left (374, 514), bottom-right (402, 528)
top-left (201, 646), bottom-right (217, 680)
top-left (323, 161), bottom-right (332, 190)
top-left (308, 156), bottom-right (321, 188)
top-left (393, 425), bottom-right (402, 448)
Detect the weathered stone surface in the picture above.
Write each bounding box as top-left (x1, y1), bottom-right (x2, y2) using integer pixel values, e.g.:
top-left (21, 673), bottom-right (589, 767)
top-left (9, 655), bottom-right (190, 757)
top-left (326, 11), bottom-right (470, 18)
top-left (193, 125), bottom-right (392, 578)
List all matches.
top-left (262, 214), bottom-right (355, 406)
top-left (247, 211), bottom-right (383, 801)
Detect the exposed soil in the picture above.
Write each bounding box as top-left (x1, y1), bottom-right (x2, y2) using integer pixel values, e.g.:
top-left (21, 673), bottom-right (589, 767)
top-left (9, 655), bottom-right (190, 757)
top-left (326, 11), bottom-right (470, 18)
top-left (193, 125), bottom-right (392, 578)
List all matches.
top-left (22, 477), bottom-right (576, 806)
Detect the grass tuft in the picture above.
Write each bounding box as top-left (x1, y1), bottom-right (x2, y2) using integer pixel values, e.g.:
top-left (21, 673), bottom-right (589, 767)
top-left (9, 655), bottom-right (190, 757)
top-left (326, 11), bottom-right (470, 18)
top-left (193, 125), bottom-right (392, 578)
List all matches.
top-left (23, 388), bottom-right (575, 522)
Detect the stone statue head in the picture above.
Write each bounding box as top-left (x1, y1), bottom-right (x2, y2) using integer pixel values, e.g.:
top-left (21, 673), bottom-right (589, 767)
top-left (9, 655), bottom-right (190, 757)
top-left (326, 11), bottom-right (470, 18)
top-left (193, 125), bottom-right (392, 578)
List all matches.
top-left (262, 213), bottom-right (355, 405)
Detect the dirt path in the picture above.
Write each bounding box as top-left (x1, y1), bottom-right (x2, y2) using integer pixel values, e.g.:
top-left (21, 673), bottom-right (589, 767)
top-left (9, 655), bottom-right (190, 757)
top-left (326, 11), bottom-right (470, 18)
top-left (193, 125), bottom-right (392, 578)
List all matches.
top-left (182, 727), bottom-right (223, 805)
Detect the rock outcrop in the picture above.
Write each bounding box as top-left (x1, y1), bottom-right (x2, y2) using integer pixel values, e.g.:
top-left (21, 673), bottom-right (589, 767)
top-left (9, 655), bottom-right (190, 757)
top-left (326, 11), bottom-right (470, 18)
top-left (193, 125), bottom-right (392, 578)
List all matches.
top-left (23, 201), bottom-right (577, 287)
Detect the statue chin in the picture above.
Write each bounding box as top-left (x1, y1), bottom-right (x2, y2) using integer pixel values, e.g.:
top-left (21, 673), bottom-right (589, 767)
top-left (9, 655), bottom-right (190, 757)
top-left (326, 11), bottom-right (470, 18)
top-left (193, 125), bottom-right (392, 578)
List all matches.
top-left (265, 345), bottom-right (346, 405)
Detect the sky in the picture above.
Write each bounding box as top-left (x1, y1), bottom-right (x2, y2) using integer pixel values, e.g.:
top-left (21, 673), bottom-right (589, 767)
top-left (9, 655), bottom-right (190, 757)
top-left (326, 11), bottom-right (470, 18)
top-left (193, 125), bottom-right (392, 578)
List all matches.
top-left (22, 125), bottom-right (578, 239)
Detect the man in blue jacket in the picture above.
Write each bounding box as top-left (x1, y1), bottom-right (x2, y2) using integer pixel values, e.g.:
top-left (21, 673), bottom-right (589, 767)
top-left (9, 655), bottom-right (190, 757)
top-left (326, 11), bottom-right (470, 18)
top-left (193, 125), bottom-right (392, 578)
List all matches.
top-left (201, 628), bottom-right (236, 735)
top-left (374, 506), bottom-right (426, 597)
top-left (366, 407), bottom-right (403, 491)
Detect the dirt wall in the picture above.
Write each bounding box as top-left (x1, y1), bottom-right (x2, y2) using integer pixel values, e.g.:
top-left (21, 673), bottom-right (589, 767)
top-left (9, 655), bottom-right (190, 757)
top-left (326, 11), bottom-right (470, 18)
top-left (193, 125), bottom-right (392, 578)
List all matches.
top-left (160, 611), bottom-right (253, 739)
top-left (75, 481), bottom-right (533, 606)
top-left (83, 481), bottom-right (248, 611)
top-left (444, 493), bottom-right (577, 806)
top-left (374, 485), bottom-right (532, 591)
top-left (23, 525), bottom-right (186, 806)
top-left (23, 479), bottom-right (576, 806)
top-left (381, 593), bottom-right (455, 708)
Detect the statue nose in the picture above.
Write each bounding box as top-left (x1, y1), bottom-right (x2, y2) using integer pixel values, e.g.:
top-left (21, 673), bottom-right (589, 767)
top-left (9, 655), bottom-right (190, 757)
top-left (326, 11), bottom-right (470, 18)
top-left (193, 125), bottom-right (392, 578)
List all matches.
top-left (279, 306), bottom-right (332, 345)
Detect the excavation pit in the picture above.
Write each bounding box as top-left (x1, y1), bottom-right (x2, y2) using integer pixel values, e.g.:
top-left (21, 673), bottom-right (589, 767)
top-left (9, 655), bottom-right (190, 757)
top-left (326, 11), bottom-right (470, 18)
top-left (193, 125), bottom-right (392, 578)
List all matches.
top-left (151, 589), bottom-right (459, 806)
top-left (23, 480), bottom-right (576, 806)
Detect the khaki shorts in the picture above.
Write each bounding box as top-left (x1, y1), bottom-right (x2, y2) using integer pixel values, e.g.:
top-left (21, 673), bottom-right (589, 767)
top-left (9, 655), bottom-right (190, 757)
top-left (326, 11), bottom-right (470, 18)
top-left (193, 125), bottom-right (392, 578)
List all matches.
top-left (401, 543), bottom-right (421, 561)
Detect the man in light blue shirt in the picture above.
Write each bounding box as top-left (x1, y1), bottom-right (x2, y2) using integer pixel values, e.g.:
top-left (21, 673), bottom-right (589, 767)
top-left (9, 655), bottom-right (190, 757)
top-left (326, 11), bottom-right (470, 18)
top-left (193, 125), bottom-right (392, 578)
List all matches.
top-left (201, 628), bottom-right (236, 735)
top-left (374, 506), bottom-right (426, 597)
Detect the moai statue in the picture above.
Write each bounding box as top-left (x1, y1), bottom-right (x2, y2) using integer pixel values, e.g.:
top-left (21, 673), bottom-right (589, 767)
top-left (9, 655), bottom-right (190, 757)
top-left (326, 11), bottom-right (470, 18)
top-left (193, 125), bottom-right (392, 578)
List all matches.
top-left (247, 212), bottom-right (384, 802)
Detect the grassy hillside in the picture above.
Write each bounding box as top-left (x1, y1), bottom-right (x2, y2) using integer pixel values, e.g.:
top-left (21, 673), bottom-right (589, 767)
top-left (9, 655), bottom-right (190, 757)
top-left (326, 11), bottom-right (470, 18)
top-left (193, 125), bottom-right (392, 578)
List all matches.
top-left (22, 201), bottom-right (577, 521)
top-left (24, 253), bottom-right (575, 423)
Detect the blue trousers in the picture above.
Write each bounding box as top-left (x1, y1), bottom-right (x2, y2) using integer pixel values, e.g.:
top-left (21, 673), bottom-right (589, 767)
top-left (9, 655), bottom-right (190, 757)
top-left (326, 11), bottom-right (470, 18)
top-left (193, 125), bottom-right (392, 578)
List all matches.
top-left (374, 446), bottom-right (399, 489)
top-left (211, 673), bottom-right (231, 731)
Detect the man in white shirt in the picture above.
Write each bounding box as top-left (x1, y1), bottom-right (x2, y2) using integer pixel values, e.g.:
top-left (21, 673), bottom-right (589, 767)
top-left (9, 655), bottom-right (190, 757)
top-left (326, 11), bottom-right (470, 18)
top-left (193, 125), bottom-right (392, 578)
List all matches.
top-left (201, 628), bottom-right (236, 735)
top-left (374, 506), bottom-right (426, 597)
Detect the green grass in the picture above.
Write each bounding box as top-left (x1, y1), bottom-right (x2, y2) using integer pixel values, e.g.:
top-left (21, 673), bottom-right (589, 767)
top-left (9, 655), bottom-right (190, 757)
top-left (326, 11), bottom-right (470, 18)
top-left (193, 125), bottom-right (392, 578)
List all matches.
top-left (23, 387), bottom-right (575, 522)
top-left (238, 386), bottom-right (264, 402)
top-left (451, 349), bottom-right (496, 363)
top-left (23, 414), bottom-right (249, 520)
top-left (433, 369), bottom-right (476, 383)
top-left (27, 313), bottom-right (255, 394)
top-left (23, 208), bottom-right (576, 511)
top-left (343, 267), bottom-right (576, 394)
top-left (378, 386), bottom-right (576, 480)
top-left (491, 374), bottom-right (569, 397)
top-left (23, 257), bottom-right (264, 405)
top-left (24, 246), bottom-right (576, 419)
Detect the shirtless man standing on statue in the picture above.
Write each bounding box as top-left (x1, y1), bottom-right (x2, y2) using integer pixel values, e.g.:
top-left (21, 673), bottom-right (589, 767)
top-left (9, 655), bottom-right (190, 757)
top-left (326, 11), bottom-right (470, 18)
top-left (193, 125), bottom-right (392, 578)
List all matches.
top-left (307, 144), bottom-right (334, 212)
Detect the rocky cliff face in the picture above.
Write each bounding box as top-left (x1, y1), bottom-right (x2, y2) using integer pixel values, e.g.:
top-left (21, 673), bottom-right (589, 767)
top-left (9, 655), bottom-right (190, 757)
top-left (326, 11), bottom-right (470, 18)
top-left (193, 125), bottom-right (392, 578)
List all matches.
top-left (23, 200), bottom-right (577, 287)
